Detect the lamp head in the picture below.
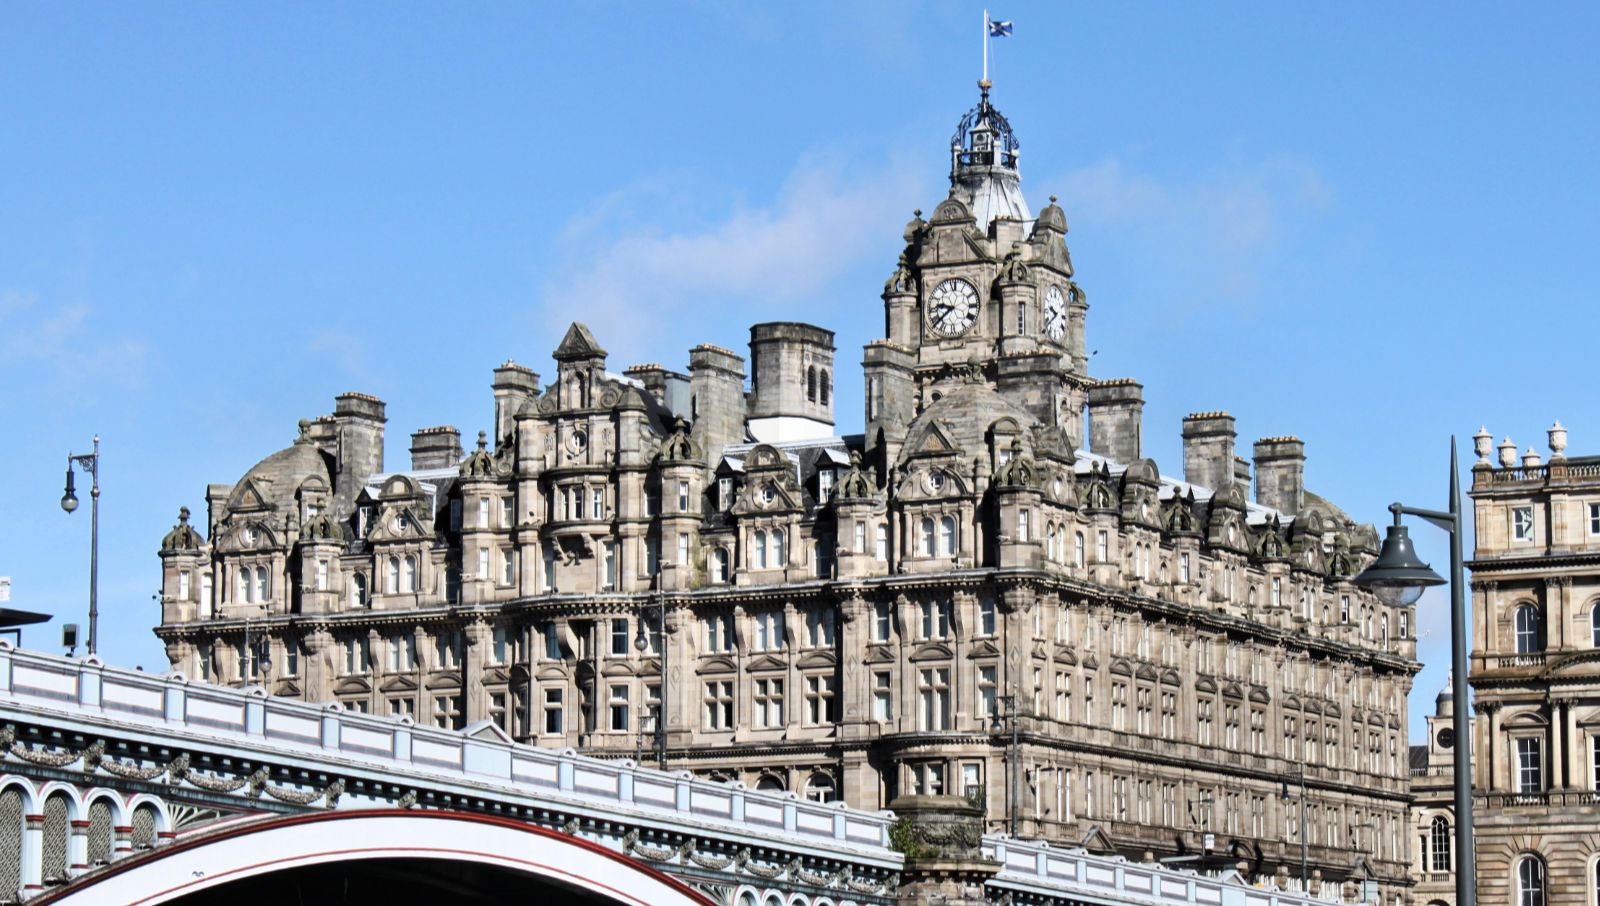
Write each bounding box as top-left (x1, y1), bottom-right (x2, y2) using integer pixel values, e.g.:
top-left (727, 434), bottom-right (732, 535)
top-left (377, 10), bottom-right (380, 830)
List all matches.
top-left (1352, 522), bottom-right (1444, 605)
top-left (61, 467), bottom-right (78, 513)
top-left (634, 623), bottom-right (649, 653)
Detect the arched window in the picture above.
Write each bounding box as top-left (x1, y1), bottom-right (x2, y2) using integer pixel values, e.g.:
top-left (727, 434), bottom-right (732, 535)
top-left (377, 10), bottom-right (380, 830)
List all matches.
top-left (1518, 854), bottom-right (1546, 906)
top-left (770, 528), bottom-right (785, 567)
top-left (805, 771), bottom-right (837, 802)
top-left (1381, 614), bottom-right (1390, 647)
top-left (386, 557), bottom-right (400, 594)
top-left (1515, 604), bottom-right (1543, 654)
top-left (713, 548), bottom-right (729, 583)
top-left (807, 366), bottom-right (817, 402)
top-left (255, 566), bottom-right (270, 602)
top-left (1075, 532), bottom-right (1086, 568)
top-left (1590, 604), bottom-right (1600, 646)
top-left (755, 775), bottom-right (785, 792)
top-left (920, 518), bottom-right (935, 556)
top-left (939, 515), bottom-right (957, 556)
top-left (351, 574), bottom-right (368, 609)
top-left (402, 555), bottom-right (418, 593)
top-left (237, 567), bottom-right (251, 603)
top-left (820, 369), bottom-right (830, 406)
top-left (1429, 815), bottom-right (1451, 872)
top-left (755, 530), bottom-right (768, 569)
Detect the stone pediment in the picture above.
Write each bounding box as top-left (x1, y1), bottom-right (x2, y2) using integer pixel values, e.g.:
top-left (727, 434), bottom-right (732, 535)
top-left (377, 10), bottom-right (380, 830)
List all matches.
top-left (864, 646), bottom-right (898, 665)
top-left (1161, 668), bottom-right (1182, 687)
top-left (1081, 653), bottom-right (1099, 671)
top-left (910, 642), bottom-right (954, 662)
top-left (601, 661), bottom-right (637, 677)
top-left (216, 519), bottom-right (280, 553)
top-left (273, 679), bottom-right (301, 697)
top-left (796, 650), bottom-right (837, 670)
top-left (379, 675), bottom-right (418, 693)
top-left (1249, 687), bottom-right (1271, 704)
top-left (1222, 683), bottom-right (1243, 700)
top-left (1109, 659), bottom-right (1131, 677)
top-left (378, 474), bottom-right (422, 501)
top-left (1031, 640), bottom-right (1050, 660)
top-left (1282, 695), bottom-right (1302, 711)
top-left (966, 639), bottom-right (1000, 659)
top-left (231, 478), bottom-right (272, 513)
top-left (746, 654), bottom-right (787, 673)
top-left (1304, 698), bottom-right (1322, 714)
top-left (429, 671), bottom-right (463, 689)
top-left (334, 677), bottom-right (371, 695)
top-left (907, 420), bottom-right (960, 458)
top-left (1135, 664), bottom-right (1157, 682)
top-left (1078, 825), bottom-right (1118, 854)
top-left (536, 666), bottom-right (570, 682)
top-left (367, 506), bottom-right (430, 542)
top-left (465, 719), bottom-right (514, 743)
top-left (553, 322), bottom-right (606, 361)
top-left (699, 656), bottom-right (737, 675)
top-left (1196, 676), bottom-right (1218, 694)
top-left (1054, 645), bottom-right (1078, 665)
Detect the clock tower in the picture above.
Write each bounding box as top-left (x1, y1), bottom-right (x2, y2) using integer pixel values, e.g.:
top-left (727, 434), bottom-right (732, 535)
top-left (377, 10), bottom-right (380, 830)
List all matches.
top-left (866, 83), bottom-right (1091, 461)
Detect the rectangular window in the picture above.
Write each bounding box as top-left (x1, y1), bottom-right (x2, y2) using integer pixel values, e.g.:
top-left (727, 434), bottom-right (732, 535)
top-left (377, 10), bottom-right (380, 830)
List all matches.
top-left (1592, 735), bottom-right (1600, 790)
top-left (434, 631), bottom-right (462, 669)
top-left (542, 543), bottom-right (557, 593)
top-left (677, 532), bottom-right (690, 567)
top-left (502, 495), bottom-right (515, 528)
top-left (805, 674), bottom-right (837, 724)
top-left (1111, 682), bottom-right (1127, 731)
top-left (875, 524), bottom-right (889, 561)
top-left (502, 549), bottom-right (515, 585)
top-left (477, 547), bottom-right (490, 579)
top-left (807, 608), bottom-right (835, 647)
top-left (1018, 509), bottom-right (1030, 542)
top-left (590, 488), bottom-right (603, 520)
top-left (718, 477), bottom-right (734, 512)
top-left (873, 600), bottom-right (892, 642)
top-left (854, 521), bottom-right (866, 553)
top-left (450, 499), bottom-right (462, 531)
top-left (433, 693), bottom-right (464, 730)
top-left (642, 684), bottom-right (660, 733)
top-left (610, 618), bottom-right (629, 656)
top-left (477, 496), bottom-right (490, 528)
top-left (490, 625), bottom-right (509, 665)
top-left (1513, 506), bottom-right (1534, 542)
top-left (645, 486), bottom-right (660, 517)
top-left (703, 681), bottom-right (734, 730)
top-left (1517, 737), bottom-right (1543, 792)
top-left (979, 665), bottom-right (998, 720)
top-left (818, 469), bottom-right (833, 502)
top-left (677, 481), bottom-right (690, 512)
top-left (1590, 502), bottom-right (1600, 536)
top-left (543, 623), bottom-right (562, 660)
top-left (1179, 552), bottom-right (1191, 584)
top-left (608, 684), bottom-right (630, 731)
top-left (918, 668), bottom-right (950, 731)
top-left (1096, 530), bottom-right (1109, 562)
top-left (543, 687), bottom-right (564, 734)
top-left (873, 671), bottom-right (893, 721)
top-left (386, 634), bottom-right (414, 672)
top-left (754, 677), bottom-right (785, 728)
top-left (283, 640), bottom-right (299, 676)
top-left (920, 600), bottom-right (951, 639)
top-left (980, 597), bottom-right (996, 636)
top-left (755, 611), bottom-right (785, 651)
top-left (602, 541), bottom-right (616, 590)
top-left (705, 613), bottom-right (733, 652)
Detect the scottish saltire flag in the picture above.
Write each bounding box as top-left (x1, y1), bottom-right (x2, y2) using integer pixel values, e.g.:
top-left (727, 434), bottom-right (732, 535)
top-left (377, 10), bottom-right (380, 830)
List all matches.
top-left (989, 20), bottom-right (1013, 37)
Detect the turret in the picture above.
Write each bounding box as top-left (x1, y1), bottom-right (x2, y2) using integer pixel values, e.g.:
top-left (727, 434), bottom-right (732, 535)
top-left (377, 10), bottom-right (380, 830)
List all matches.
top-left (747, 322), bottom-right (835, 443)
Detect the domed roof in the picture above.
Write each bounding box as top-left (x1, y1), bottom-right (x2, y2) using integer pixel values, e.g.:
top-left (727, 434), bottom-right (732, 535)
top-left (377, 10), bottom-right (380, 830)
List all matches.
top-left (1035, 195), bottom-right (1067, 233)
top-left (948, 86), bottom-right (1031, 230)
top-left (226, 437), bottom-right (334, 515)
top-left (160, 507), bottom-right (205, 551)
top-left (951, 86), bottom-right (1020, 170)
top-left (897, 377), bottom-right (1036, 468)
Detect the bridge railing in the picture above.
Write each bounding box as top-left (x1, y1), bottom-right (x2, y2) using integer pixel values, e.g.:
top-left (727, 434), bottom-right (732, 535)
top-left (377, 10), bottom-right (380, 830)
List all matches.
top-left (0, 643), bottom-right (893, 862)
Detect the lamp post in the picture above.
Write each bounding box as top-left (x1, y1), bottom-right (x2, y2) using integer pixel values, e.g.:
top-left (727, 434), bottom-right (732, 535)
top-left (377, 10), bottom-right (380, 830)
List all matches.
top-left (60, 436), bottom-right (101, 656)
top-left (991, 692), bottom-right (1020, 836)
top-left (634, 592), bottom-right (667, 770)
top-left (1353, 437), bottom-right (1472, 906)
top-left (1280, 763), bottom-right (1308, 892)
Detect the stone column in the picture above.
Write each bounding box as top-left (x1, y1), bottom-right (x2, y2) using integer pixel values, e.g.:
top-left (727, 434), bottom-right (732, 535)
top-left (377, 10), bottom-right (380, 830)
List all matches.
top-left (463, 616), bottom-right (491, 724)
top-left (888, 795), bottom-right (1001, 906)
top-left (67, 819), bottom-right (88, 876)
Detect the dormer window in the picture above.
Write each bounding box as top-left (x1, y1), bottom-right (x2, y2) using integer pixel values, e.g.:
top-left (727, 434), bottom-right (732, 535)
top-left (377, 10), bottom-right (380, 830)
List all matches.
top-left (817, 470), bottom-right (834, 502)
top-left (759, 484), bottom-right (777, 507)
top-left (718, 477), bottom-right (734, 511)
top-left (928, 472), bottom-right (946, 493)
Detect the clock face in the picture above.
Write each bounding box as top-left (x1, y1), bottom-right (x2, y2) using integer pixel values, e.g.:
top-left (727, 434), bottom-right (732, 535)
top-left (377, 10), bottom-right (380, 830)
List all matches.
top-left (1044, 285), bottom-right (1066, 341)
top-left (927, 278), bottom-right (979, 337)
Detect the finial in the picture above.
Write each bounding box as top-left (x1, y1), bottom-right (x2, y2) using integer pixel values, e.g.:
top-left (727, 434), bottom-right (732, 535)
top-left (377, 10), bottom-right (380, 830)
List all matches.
top-left (1049, 195), bottom-right (1058, 204)
top-left (913, 209), bottom-right (922, 218)
top-left (477, 430), bottom-right (488, 451)
top-left (978, 78), bottom-right (992, 91)
top-left (178, 506), bottom-right (190, 524)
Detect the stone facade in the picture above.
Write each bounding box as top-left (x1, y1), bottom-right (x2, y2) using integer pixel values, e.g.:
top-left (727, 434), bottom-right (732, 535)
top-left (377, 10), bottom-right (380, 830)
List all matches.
top-left (1466, 422), bottom-right (1600, 905)
top-left (1408, 679), bottom-right (1463, 906)
top-left (154, 86), bottom-right (1418, 900)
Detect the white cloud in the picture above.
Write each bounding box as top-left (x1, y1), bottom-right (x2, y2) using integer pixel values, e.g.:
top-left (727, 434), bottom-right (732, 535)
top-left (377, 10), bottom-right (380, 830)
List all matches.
top-left (537, 154), bottom-right (926, 363)
top-left (1053, 156), bottom-right (1331, 309)
top-left (0, 289), bottom-right (150, 389)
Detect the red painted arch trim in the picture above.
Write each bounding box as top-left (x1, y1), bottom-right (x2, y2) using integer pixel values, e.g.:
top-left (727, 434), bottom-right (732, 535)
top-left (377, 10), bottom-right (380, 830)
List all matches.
top-left (32, 809), bottom-right (716, 906)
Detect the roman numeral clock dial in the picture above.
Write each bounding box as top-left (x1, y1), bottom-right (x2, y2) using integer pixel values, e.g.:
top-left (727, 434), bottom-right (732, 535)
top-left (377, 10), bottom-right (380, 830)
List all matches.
top-left (927, 278), bottom-right (979, 337)
top-left (1044, 284), bottom-right (1067, 341)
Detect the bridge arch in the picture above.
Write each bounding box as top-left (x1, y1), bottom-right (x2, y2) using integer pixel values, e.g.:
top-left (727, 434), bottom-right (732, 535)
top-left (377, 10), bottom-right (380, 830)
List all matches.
top-left (38, 809), bottom-right (715, 906)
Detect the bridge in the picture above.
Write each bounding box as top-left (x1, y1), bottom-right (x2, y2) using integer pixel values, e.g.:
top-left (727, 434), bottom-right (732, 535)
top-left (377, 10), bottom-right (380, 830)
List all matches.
top-left (0, 643), bottom-right (1364, 905)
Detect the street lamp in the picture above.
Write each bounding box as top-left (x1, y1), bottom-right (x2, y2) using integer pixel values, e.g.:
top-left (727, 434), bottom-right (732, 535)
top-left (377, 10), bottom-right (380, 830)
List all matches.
top-left (61, 436), bottom-right (101, 656)
top-left (633, 593), bottom-right (667, 770)
top-left (1280, 764), bottom-right (1308, 892)
top-left (990, 692), bottom-right (1020, 837)
top-left (1353, 437), bottom-right (1472, 906)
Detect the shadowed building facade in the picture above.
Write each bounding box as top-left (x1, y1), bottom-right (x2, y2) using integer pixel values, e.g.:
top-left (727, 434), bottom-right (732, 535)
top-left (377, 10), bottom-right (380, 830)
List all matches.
top-left (154, 87), bottom-right (1419, 901)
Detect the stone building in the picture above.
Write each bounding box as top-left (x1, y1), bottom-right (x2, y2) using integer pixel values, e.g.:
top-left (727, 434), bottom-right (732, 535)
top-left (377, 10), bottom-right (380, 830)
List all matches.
top-left (154, 85), bottom-right (1418, 900)
top-left (1408, 676), bottom-right (1463, 906)
top-left (1466, 421), bottom-right (1600, 905)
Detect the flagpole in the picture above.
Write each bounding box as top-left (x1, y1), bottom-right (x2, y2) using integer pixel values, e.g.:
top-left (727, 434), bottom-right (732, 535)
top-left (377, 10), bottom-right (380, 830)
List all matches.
top-left (983, 9), bottom-right (989, 84)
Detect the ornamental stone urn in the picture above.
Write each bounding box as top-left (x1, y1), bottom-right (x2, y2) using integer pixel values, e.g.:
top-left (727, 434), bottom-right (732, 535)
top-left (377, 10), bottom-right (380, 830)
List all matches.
top-left (887, 795), bottom-right (999, 906)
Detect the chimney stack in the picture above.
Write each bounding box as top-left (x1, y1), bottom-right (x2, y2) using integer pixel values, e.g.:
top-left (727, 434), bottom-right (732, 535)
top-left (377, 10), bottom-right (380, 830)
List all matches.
top-left (1181, 412), bottom-right (1236, 492)
top-left (1253, 436), bottom-right (1306, 515)
top-left (1086, 379), bottom-right (1144, 463)
top-left (410, 426), bottom-right (463, 470)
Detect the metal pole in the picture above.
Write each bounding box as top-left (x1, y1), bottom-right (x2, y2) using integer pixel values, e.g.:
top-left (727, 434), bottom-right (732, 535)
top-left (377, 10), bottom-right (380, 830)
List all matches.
top-left (656, 594), bottom-right (668, 771)
top-left (1448, 438), bottom-right (1477, 906)
top-left (1011, 697), bottom-right (1019, 837)
top-left (1299, 768), bottom-right (1307, 892)
top-left (88, 437), bottom-right (100, 656)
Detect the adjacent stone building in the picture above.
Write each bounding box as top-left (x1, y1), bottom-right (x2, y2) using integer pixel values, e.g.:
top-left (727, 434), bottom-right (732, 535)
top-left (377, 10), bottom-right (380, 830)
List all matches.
top-left (155, 85), bottom-right (1419, 900)
top-left (1466, 422), bottom-right (1600, 905)
top-left (1408, 677), bottom-right (1463, 906)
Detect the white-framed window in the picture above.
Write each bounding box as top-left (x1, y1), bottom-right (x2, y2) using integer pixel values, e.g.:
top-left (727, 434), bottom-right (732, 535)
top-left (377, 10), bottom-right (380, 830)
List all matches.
top-left (477, 496), bottom-right (490, 529)
top-left (1517, 736), bottom-right (1543, 792)
top-left (754, 610), bottom-right (784, 651)
top-left (1517, 854), bottom-right (1546, 906)
top-left (502, 494), bottom-right (515, 528)
top-left (754, 677), bottom-right (784, 728)
top-left (804, 674), bottom-right (836, 724)
top-left (677, 481), bottom-right (690, 512)
top-left (1075, 532), bottom-right (1087, 568)
top-left (817, 469), bottom-right (833, 502)
top-left (490, 625), bottom-right (510, 664)
top-left (502, 549), bottom-right (515, 586)
top-left (918, 667), bottom-right (950, 731)
top-left (854, 521), bottom-right (866, 553)
top-left (385, 633), bottom-right (414, 672)
top-left (873, 600), bottom-right (892, 642)
top-left (980, 597), bottom-right (996, 636)
top-left (704, 613), bottom-right (734, 652)
top-left (542, 687), bottom-right (564, 734)
top-left (1515, 604), bottom-right (1543, 653)
top-left (608, 684), bottom-right (630, 731)
top-left (1017, 509), bottom-right (1030, 542)
top-left (711, 547), bottom-right (728, 583)
top-left (1590, 604), bottom-right (1600, 647)
top-left (434, 630), bottom-right (463, 669)
top-left (1513, 506), bottom-right (1535, 542)
top-left (677, 532), bottom-right (690, 567)
top-left (1430, 815), bottom-right (1451, 872)
top-left (875, 523), bottom-right (889, 560)
top-left (703, 680), bottom-right (734, 730)
top-left (610, 618), bottom-right (629, 656)
top-left (873, 670), bottom-right (893, 721)
top-left (920, 600), bottom-right (951, 639)
top-left (979, 664), bottom-right (997, 720)
top-left (939, 516), bottom-right (957, 556)
top-left (177, 570), bottom-right (191, 599)
top-left (476, 547), bottom-right (490, 579)
top-left (1095, 530), bottom-right (1109, 562)
top-left (806, 607), bottom-right (835, 647)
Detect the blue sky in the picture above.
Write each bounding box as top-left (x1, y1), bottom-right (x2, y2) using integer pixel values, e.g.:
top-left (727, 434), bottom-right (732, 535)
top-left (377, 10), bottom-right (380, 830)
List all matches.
top-left (3, 3), bottom-right (1596, 740)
